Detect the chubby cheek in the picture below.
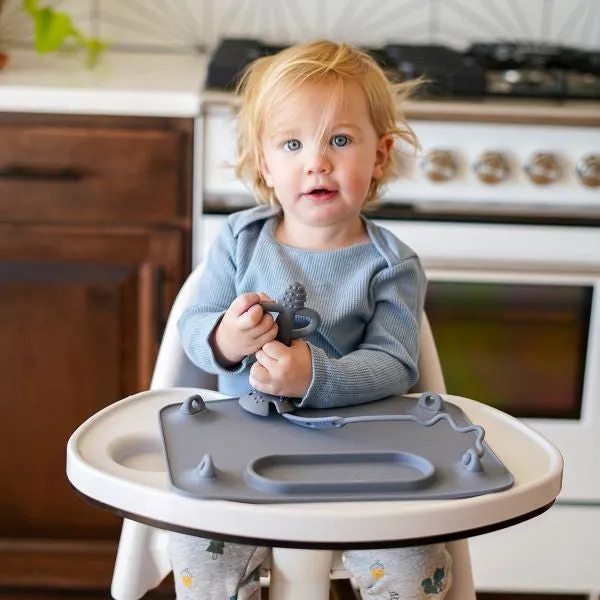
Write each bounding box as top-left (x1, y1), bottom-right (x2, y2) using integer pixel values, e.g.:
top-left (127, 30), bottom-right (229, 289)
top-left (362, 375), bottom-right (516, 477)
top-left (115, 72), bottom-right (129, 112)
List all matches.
top-left (273, 168), bottom-right (303, 197)
top-left (273, 171), bottom-right (300, 195)
top-left (342, 167), bottom-right (373, 199)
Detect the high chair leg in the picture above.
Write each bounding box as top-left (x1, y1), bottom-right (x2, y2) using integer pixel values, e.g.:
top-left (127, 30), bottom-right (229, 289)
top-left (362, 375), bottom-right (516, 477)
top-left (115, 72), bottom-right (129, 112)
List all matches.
top-left (111, 519), bottom-right (171, 600)
top-left (269, 547), bottom-right (333, 600)
top-left (445, 539), bottom-right (476, 600)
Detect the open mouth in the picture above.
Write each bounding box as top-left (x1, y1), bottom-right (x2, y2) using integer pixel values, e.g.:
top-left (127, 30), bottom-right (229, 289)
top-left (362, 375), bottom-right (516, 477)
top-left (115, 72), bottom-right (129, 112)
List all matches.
top-left (304, 188), bottom-right (337, 200)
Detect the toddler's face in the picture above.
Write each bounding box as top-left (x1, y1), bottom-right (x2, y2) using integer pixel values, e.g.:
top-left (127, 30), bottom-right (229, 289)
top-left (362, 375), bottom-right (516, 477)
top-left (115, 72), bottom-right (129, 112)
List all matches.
top-left (260, 80), bottom-right (391, 242)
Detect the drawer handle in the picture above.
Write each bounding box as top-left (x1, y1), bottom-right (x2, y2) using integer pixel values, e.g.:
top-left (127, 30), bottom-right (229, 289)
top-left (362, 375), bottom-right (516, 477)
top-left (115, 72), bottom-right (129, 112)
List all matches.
top-left (0, 166), bottom-right (84, 182)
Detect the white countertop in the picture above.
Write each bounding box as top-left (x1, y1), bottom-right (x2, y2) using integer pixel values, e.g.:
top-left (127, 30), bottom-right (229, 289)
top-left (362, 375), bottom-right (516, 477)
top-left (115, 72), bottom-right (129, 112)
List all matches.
top-left (1, 48), bottom-right (598, 126)
top-left (0, 49), bottom-right (208, 117)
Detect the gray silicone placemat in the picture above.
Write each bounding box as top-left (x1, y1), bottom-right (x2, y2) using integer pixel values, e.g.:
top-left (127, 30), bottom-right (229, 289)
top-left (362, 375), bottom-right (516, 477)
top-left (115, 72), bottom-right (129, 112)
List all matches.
top-left (159, 394), bottom-right (514, 503)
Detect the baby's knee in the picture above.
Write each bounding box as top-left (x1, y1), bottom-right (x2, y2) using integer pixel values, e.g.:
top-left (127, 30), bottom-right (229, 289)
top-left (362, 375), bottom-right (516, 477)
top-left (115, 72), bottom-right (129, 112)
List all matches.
top-left (168, 533), bottom-right (268, 598)
top-left (343, 543), bottom-right (452, 599)
top-left (169, 533), bottom-right (229, 568)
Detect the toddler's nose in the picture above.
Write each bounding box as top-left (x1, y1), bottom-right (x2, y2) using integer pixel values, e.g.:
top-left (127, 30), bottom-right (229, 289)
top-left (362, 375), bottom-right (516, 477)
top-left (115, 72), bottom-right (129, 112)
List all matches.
top-left (304, 150), bottom-right (332, 175)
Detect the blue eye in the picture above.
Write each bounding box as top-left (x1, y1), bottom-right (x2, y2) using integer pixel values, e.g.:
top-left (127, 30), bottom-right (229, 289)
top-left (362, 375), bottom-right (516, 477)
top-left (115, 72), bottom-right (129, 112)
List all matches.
top-left (284, 139), bottom-right (302, 151)
top-left (331, 135), bottom-right (350, 147)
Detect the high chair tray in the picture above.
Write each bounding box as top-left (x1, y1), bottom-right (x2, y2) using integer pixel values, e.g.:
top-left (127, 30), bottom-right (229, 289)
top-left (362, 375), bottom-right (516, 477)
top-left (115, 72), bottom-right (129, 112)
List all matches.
top-left (159, 393), bottom-right (514, 503)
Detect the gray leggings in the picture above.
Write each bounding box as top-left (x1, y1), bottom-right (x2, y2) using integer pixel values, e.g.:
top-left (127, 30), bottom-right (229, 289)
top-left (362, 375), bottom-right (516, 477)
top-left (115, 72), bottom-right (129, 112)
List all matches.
top-left (169, 533), bottom-right (452, 600)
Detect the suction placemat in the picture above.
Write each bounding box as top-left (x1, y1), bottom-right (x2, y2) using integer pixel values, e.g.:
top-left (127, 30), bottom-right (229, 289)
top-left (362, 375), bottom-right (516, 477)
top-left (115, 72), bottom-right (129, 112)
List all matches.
top-left (159, 393), bottom-right (514, 503)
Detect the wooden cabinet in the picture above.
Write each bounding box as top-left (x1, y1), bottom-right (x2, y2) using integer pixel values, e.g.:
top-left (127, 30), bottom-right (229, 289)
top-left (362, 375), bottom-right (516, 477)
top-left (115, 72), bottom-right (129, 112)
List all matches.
top-left (0, 113), bottom-right (193, 593)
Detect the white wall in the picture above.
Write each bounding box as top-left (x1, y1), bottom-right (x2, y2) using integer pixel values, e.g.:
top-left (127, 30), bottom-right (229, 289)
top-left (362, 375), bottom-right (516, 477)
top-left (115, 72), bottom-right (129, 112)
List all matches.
top-left (1, 0), bottom-right (599, 53)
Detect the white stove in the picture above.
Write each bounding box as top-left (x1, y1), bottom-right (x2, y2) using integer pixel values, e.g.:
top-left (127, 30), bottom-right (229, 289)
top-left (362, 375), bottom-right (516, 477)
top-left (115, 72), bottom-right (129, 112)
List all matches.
top-left (196, 87), bottom-right (600, 596)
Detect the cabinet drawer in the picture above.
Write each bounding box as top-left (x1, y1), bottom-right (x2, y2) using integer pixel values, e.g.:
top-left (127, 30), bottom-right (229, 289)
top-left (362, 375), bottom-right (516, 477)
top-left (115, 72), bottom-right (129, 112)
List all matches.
top-left (0, 120), bottom-right (190, 224)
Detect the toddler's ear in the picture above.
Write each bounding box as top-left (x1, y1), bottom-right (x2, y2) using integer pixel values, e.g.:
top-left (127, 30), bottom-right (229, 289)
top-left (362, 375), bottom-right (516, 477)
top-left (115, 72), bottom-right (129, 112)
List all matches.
top-left (262, 171), bottom-right (274, 188)
top-left (373, 134), bottom-right (394, 179)
top-left (259, 156), bottom-right (274, 188)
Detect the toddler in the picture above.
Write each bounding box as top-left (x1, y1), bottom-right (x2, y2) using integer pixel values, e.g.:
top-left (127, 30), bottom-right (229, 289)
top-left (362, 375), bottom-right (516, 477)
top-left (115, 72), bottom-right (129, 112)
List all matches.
top-left (173, 39), bottom-right (452, 599)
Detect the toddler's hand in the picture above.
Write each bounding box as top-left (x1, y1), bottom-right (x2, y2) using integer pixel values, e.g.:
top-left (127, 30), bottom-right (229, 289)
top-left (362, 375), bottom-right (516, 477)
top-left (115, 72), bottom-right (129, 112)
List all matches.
top-left (212, 293), bottom-right (278, 367)
top-left (250, 339), bottom-right (312, 398)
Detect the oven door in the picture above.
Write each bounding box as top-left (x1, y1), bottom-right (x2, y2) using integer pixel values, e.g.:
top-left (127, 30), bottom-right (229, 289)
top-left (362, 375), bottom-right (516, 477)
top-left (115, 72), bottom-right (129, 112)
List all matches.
top-left (423, 266), bottom-right (598, 499)
top-left (200, 214), bottom-right (600, 503)
top-left (376, 218), bottom-right (600, 504)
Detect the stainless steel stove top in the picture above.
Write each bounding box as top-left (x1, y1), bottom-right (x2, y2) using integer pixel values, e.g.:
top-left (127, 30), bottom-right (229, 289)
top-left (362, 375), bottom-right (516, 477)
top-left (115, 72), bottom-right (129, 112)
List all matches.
top-left (205, 38), bottom-right (600, 101)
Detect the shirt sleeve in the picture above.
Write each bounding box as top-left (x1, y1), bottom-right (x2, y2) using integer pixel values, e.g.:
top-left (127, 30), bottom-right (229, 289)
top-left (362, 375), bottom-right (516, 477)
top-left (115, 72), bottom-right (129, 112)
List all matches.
top-left (177, 220), bottom-right (251, 375)
top-left (297, 256), bottom-right (426, 408)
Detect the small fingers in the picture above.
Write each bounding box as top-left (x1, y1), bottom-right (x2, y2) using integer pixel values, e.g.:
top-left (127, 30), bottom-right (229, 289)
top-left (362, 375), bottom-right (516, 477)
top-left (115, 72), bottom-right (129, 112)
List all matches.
top-left (253, 329), bottom-right (279, 352)
top-left (240, 311), bottom-right (277, 344)
top-left (249, 369), bottom-right (281, 396)
top-left (262, 339), bottom-right (306, 360)
top-left (234, 293), bottom-right (277, 330)
top-left (257, 292), bottom-right (275, 303)
top-left (249, 362), bottom-right (270, 387)
top-left (229, 292), bottom-right (264, 317)
top-left (261, 340), bottom-right (289, 359)
top-left (238, 303), bottom-right (266, 329)
top-left (255, 349), bottom-right (278, 370)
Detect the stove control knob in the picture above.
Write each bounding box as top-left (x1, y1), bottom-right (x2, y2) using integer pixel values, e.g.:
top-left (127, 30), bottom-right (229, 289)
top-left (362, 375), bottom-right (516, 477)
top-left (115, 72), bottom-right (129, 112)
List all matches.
top-left (473, 151), bottom-right (510, 184)
top-left (524, 152), bottom-right (562, 185)
top-left (421, 150), bottom-right (458, 183)
top-left (576, 155), bottom-right (600, 188)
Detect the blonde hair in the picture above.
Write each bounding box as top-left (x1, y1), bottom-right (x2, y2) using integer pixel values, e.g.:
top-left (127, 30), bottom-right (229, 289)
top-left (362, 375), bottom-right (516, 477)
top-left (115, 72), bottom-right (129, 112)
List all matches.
top-left (235, 40), bottom-right (421, 207)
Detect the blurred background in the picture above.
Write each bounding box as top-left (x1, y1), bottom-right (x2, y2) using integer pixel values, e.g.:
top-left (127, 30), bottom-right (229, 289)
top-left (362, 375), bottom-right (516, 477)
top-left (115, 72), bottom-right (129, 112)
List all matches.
top-left (0, 2), bottom-right (599, 600)
top-left (1, 0), bottom-right (599, 52)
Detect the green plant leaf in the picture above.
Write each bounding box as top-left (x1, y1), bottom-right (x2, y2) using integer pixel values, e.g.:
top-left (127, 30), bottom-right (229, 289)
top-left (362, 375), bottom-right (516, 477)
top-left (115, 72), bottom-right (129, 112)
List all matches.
top-left (85, 39), bottom-right (108, 69)
top-left (23, 0), bottom-right (39, 16)
top-left (34, 8), bottom-right (74, 53)
top-left (23, 0), bottom-right (107, 67)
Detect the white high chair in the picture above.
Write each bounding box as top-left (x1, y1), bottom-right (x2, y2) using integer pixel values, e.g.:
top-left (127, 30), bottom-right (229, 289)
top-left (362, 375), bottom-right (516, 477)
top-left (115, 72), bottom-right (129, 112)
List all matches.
top-left (112, 263), bottom-right (475, 600)
top-left (66, 264), bottom-right (563, 600)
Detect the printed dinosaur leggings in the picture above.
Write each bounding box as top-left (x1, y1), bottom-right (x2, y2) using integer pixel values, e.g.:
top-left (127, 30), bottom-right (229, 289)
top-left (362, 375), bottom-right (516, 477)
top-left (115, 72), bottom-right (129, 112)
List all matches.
top-left (169, 533), bottom-right (452, 600)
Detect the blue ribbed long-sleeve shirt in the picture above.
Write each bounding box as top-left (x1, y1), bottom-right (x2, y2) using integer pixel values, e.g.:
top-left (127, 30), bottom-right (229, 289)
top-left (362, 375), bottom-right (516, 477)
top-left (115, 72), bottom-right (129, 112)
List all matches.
top-left (178, 205), bottom-right (427, 408)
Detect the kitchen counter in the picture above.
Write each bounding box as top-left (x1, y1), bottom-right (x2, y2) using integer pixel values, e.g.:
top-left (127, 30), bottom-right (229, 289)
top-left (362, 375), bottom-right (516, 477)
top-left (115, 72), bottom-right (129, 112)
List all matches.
top-left (0, 49), bottom-right (208, 117)
top-left (1, 48), bottom-right (598, 125)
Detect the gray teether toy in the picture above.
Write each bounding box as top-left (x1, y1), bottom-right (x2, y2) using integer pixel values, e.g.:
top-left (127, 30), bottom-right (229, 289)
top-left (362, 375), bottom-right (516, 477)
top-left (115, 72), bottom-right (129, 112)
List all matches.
top-left (238, 282), bottom-right (321, 416)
